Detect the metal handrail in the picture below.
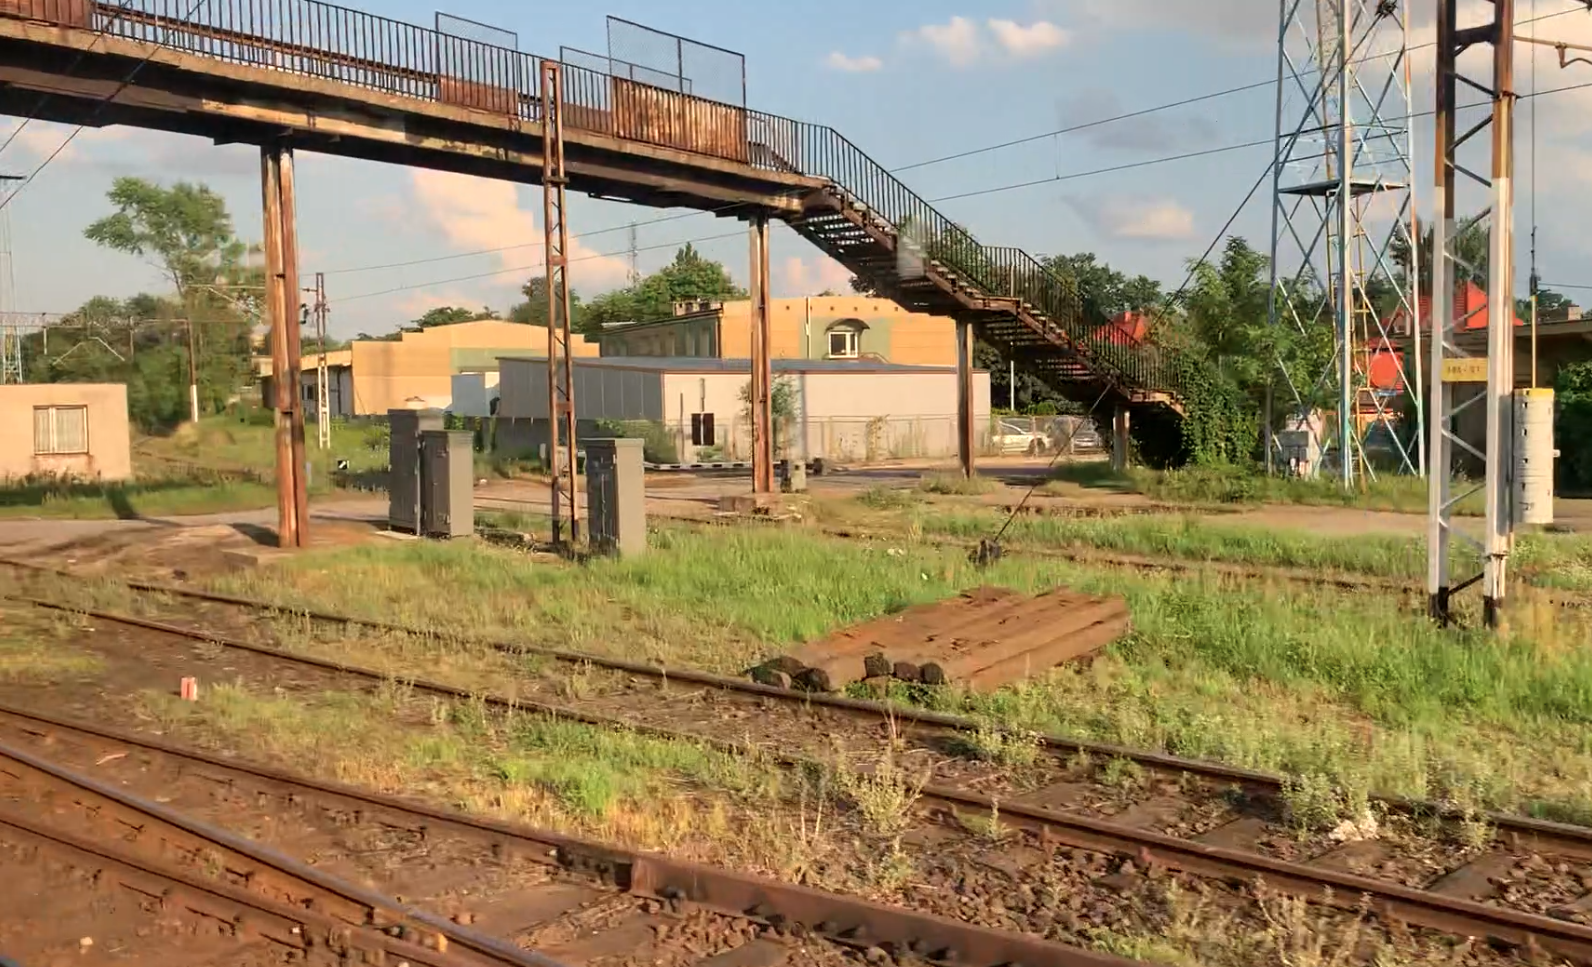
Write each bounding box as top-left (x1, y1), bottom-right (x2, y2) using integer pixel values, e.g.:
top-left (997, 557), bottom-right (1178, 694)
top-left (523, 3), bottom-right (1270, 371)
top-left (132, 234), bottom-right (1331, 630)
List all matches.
top-left (53, 0), bottom-right (1182, 398)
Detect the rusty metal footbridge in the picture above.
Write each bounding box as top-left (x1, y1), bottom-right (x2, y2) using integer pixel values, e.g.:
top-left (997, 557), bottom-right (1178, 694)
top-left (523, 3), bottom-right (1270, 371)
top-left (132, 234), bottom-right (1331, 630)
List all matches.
top-left (0, 0), bottom-right (1184, 543)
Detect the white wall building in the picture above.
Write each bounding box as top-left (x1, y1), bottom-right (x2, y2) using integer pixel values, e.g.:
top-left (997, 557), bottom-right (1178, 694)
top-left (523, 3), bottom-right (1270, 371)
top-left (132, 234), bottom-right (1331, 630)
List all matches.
top-left (495, 356), bottom-right (991, 463)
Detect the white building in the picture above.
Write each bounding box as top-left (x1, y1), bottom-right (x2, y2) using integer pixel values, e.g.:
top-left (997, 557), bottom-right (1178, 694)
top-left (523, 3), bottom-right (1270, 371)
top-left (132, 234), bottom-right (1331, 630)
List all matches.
top-left (494, 356), bottom-right (991, 464)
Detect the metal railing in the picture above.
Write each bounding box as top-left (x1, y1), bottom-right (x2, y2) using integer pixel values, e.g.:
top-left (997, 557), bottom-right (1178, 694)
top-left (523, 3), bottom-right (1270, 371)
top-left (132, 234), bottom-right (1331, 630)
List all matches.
top-left (40, 0), bottom-right (1184, 399)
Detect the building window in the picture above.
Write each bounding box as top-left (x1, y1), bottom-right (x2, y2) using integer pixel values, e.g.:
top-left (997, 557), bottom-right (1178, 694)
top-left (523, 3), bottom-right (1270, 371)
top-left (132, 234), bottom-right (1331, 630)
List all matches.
top-left (826, 323), bottom-right (863, 359)
top-left (34, 405), bottom-right (89, 455)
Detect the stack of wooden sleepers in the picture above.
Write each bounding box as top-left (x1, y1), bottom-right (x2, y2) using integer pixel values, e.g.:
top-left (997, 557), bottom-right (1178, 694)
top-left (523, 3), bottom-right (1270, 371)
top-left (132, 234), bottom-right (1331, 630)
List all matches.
top-left (750, 585), bottom-right (1130, 693)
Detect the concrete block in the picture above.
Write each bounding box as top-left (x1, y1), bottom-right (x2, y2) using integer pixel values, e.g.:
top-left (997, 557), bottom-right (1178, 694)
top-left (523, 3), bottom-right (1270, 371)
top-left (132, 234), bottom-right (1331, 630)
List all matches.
top-left (586, 438), bottom-right (646, 557)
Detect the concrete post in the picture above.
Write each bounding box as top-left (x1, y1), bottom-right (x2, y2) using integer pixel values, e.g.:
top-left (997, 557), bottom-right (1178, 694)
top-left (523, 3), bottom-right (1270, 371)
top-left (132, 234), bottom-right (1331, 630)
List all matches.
top-left (585, 438), bottom-right (646, 557)
top-left (955, 319), bottom-right (975, 478)
top-left (1111, 406), bottom-right (1131, 473)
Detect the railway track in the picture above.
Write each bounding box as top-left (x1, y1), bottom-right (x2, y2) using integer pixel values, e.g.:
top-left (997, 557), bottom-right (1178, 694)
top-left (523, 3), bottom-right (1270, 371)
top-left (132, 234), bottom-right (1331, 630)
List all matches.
top-left (0, 733), bottom-right (559, 967)
top-left (0, 703), bottom-right (1132, 967)
top-left (10, 579), bottom-right (1592, 963)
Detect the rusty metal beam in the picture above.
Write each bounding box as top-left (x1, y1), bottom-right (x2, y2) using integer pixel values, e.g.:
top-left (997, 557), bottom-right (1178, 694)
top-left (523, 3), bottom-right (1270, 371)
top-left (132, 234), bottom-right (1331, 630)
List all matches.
top-left (278, 143), bottom-right (309, 546)
top-left (541, 61), bottom-right (579, 547)
top-left (748, 216), bottom-right (774, 495)
top-left (260, 143), bottom-right (300, 550)
top-left (955, 318), bottom-right (975, 478)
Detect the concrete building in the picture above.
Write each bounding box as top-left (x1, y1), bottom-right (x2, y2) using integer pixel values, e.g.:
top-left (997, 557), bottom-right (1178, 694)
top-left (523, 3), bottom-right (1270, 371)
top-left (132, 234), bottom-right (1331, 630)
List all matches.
top-left (495, 356), bottom-right (991, 464)
top-left (1, 383), bottom-right (132, 480)
top-left (256, 320), bottom-right (599, 417)
top-left (595, 297), bottom-right (958, 366)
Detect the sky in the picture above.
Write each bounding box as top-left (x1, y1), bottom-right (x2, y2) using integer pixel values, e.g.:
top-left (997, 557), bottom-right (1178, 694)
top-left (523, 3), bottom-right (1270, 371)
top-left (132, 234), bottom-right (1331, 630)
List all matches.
top-left (3, 0), bottom-right (1592, 340)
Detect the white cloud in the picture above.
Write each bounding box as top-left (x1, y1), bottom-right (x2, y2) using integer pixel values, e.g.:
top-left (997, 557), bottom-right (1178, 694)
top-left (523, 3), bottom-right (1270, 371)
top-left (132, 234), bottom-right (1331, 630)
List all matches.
top-left (1068, 195), bottom-right (1196, 241)
top-left (905, 16), bottom-right (983, 68)
top-left (988, 19), bottom-right (1070, 57)
top-left (407, 170), bottom-right (632, 293)
top-left (1048, 0), bottom-right (1274, 44)
top-left (825, 50), bottom-right (883, 73)
top-left (776, 254), bottom-right (854, 297)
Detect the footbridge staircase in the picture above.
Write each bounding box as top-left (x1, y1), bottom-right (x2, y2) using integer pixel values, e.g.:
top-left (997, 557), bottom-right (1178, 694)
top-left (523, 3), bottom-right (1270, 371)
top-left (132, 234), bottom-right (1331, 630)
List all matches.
top-left (0, 0), bottom-right (1186, 422)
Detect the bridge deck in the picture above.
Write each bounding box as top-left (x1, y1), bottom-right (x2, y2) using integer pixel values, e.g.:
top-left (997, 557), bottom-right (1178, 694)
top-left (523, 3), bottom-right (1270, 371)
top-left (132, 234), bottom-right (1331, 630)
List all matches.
top-left (0, 8), bottom-right (823, 214)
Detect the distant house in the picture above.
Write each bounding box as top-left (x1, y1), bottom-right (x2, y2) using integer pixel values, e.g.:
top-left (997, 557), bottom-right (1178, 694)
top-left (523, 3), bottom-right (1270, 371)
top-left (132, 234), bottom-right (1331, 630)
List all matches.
top-left (596, 297), bottom-right (958, 365)
top-left (256, 319), bottom-right (599, 417)
top-left (0, 383), bottom-right (132, 481)
top-left (1092, 311), bottom-right (1153, 347)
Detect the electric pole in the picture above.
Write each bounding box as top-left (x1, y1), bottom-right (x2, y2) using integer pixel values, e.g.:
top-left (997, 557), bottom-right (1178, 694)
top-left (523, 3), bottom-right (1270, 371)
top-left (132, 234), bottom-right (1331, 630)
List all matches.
top-left (304, 272), bottom-right (330, 450)
top-left (1428, 0), bottom-right (1519, 628)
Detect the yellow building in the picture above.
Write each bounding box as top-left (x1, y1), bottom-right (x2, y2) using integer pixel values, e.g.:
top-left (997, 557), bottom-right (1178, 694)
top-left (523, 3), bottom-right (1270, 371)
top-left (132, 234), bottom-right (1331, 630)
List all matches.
top-left (596, 297), bottom-right (957, 365)
top-left (257, 320), bottom-right (599, 416)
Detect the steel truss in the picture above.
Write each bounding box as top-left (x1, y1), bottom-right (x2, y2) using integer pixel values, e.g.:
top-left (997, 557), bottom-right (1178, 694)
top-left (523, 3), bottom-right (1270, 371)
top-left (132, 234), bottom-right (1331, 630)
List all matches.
top-left (541, 61), bottom-right (581, 547)
top-left (1428, 0), bottom-right (1516, 627)
top-left (1267, 0), bottom-right (1424, 483)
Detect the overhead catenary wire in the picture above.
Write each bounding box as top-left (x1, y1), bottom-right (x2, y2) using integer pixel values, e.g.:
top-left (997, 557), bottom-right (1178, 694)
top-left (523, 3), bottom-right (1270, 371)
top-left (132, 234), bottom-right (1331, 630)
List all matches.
top-left (887, 1), bottom-right (1590, 175)
top-left (0, 0), bottom-right (218, 215)
top-left (332, 70), bottom-right (1592, 307)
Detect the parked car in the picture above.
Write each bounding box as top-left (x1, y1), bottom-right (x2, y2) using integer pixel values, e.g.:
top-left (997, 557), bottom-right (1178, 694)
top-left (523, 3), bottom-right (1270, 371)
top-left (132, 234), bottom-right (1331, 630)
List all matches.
top-left (1049, 417), bottom-right (1104, 453)
top-left (992, 420), bottom-right (1050, 455)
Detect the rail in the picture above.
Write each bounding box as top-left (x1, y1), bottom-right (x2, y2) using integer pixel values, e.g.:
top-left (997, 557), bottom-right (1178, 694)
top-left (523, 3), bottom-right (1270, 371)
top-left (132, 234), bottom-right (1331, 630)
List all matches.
top-left (13, 0), bottom-right (1183, 399)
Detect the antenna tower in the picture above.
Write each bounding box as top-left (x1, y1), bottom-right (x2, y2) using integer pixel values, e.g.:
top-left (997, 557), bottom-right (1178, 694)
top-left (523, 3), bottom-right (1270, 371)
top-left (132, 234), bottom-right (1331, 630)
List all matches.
top-left (1265, 0), bottom-right (1422, 484)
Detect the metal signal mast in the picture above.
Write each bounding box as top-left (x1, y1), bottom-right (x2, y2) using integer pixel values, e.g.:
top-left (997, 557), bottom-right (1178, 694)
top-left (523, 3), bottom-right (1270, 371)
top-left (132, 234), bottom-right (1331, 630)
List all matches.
top-left (1266, 0), bottom-right (1423, 483)
top-left (1427, 0), bottom-right (1521, 628)
top-left (541, 60), bottom-right (580, 547)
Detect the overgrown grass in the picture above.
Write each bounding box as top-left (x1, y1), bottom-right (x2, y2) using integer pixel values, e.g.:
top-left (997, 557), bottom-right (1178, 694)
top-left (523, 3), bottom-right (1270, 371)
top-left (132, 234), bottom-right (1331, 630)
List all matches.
top-left (917, 472), bottom-right (997, 496)
top-left (0, 606), bottom-right (105, 681)
top-left (1049, 463), bottom-right (1487, 515)
top-left (207, 523), bottom-right (1592, 823)
top-left (852, 502), bottom-right (1592, 590)
top-left (0, 475), bottom-right (283, 520)
top-left (134, 415), bottom-right (387, 479)
top-left (139, 680), bottom-right (796, 861)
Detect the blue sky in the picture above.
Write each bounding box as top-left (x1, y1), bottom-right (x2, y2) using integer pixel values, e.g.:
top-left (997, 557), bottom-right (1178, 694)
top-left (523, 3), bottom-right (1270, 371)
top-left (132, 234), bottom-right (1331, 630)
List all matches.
top-left (3, 0), bottom-right (1592, 338)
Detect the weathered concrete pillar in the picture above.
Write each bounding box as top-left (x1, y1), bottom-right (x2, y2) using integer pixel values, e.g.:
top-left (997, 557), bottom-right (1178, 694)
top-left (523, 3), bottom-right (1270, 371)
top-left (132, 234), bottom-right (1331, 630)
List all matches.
top-left (956, 319), bottom-right (975, 478)
top-left (1111, 406), bottom-right (1131, 473)
top-left (585, 437), bottom-right (646, 557)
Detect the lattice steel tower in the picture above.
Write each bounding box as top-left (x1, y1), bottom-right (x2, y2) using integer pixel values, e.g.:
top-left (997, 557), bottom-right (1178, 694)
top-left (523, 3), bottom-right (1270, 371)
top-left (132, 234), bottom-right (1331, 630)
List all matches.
top-left (0, 173), bottom-right (20, 384)
top-left (1266, 0), bottom-right (1422, 483)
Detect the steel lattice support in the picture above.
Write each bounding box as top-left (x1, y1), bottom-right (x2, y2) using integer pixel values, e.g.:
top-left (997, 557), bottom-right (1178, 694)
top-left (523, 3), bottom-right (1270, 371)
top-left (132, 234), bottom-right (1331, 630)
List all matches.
top-left (541, 61), bottom-right (581, 546)
top-left (1266, 0), bottom-right (1423, 483)
top-left (1428, 0), bottom-right (1517, 628)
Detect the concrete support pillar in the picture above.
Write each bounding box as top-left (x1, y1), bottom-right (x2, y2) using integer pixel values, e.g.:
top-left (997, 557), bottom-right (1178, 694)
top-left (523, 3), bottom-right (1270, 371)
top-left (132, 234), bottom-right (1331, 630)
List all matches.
top-left (1111, 406), bottom-right (1131, 473)
top-left (749, 215), bottom-right (774, 495)
top-left (955, 319), bottom-right (975, 479)
top-left (585, 438), bottom-right (646, 557)
top-left (262, 142), bottom-right (307, 548)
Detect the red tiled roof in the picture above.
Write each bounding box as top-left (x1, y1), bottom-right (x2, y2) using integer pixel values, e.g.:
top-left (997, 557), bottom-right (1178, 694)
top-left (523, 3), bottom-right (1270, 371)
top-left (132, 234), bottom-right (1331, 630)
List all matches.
top-left (1384, 281), bottom-right (1524, 332)
top-left (1094, 311), bottom-right (1151, 346)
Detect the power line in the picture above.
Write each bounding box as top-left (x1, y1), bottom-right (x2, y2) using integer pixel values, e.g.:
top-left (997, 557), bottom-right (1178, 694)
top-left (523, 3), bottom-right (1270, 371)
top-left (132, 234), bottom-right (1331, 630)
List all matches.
top-left (336, 229), bottom-right (749, 304)
top-left (0, 0), bottom-right (215, 214)
top-left (886, 2), bottom-right (1589, 175)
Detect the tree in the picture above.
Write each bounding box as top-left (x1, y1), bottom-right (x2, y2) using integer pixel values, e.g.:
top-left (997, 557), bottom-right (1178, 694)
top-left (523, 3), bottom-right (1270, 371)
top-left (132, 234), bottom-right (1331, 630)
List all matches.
top-left (411, 306), bottom-right (495, 329)
top-left (582, 244), bottom-right (747, 333)
top-left (84, 178), bottom-right (249, 300)
top-left (1040, 252), bottom-right (1163, 318)
top-left (73, 178), bottom-right (258, 427)
top-left (508, 277), bottom-right (585, 329)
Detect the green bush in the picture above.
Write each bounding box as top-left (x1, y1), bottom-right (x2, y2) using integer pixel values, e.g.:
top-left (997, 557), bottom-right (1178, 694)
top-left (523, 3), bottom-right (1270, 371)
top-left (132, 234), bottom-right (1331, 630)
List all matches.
top-left (594, 420), bottom-right (678, 464)
top-left (1557, 361), bottom-right (1592, 492)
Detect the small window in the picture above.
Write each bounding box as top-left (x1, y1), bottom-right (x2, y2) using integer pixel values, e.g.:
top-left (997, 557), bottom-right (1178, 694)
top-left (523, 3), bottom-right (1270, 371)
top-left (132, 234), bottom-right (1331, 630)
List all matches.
top-left (34, 405), bottom-right (89, 455)
top-left (690, 412), bottom-right (716, 447)
top-left (827, 328), bottom-right (860, 359)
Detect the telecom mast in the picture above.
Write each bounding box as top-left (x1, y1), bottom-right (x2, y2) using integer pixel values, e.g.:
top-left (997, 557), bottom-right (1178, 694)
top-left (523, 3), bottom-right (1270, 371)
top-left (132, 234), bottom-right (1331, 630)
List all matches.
top-left (1265, 0), bottom-right (1422, 483)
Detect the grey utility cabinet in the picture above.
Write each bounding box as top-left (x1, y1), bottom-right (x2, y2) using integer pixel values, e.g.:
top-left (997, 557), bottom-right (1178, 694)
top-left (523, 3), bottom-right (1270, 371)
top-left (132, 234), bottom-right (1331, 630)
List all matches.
top-left (388, 408), bottom-right (445, 533)
top-left (420, 429), bottom-right (475, 539)
top-left (585, 437), bottom-right (645, 556)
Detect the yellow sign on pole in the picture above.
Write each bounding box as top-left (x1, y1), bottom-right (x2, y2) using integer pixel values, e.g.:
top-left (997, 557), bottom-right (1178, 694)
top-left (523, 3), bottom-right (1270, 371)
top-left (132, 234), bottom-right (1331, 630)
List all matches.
top-left (1441, 358), bottom-right (1488, 383)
